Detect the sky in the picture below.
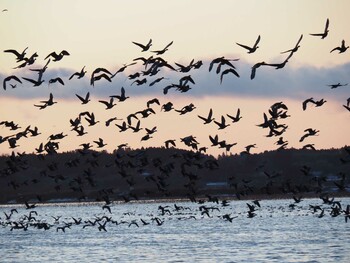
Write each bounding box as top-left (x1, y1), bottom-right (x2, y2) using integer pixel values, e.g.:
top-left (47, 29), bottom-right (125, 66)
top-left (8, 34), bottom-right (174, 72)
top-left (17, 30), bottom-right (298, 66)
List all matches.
top-left (0, 1), bottom-right (349, 156)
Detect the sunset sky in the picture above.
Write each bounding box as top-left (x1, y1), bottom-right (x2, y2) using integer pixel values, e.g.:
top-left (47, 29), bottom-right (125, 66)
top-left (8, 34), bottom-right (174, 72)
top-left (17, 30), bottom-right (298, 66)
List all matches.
top-left (0, 1), bottom-right (349, 156)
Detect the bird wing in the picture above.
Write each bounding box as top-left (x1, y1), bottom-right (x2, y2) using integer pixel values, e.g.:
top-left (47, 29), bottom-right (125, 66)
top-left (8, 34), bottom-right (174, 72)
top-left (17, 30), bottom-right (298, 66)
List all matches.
top-left (22, 77), bottom-right (37, 85)
top-left (324, 18), bottom-right (329, 32)
top-left (296, 34), bottom-right (303, 46)
top-left (45, 52), bottom-right (56, 60)
top-left (253, 35), bottom-right (261, 48)
top-left (236, 42), bottom-right (251, 51)
top-left (132, 41), bottom-right (146, 50)
top-left (164, 40), bottom-right (173, 50)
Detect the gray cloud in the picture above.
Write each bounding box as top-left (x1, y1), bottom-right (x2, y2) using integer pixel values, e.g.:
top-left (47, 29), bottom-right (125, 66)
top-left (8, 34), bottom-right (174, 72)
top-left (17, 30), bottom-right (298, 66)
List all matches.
top-left (1, 60), bottom-right (349, 104)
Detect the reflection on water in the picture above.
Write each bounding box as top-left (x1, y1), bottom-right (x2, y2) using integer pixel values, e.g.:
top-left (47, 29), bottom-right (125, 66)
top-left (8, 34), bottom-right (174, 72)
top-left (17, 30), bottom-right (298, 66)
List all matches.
top-left (0, 198), bottom-right (349, 262)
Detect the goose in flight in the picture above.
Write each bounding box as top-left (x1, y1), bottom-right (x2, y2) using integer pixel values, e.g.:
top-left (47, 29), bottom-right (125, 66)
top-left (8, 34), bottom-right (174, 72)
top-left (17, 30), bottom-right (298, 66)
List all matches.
top-left (327, 83), bottom-right (348, 89)
top-left (132, 38), bottom-right (152, 52)
top-left (309, 18), bottom-right (329, 39)
top-left (76, 92), bottom-right (90, 104)
top-left (3, 75), bottom-right (22, 90)
top-left (105, 117), bottom-right (122, 127)
top-left (302, 98), bottom-right (326, 110)
top-left (34, 93), bottom-right (57, 109)
top-left (299, 128), bottom-right (319, 142)
top-left (90, 73), bottom-right (112, 86)
top-left (99, 98), bottom-right (116, 110)
top-left (45, 50), bottom-right (70, 61)
top-left (175, 59), bottom-right (195, 73)
top-left (330, 40), bottom-right (349, 53)
top-left (165, 139), bottom-right (176, 148)
top-left (147, 98), bottom-right (160, 108)
top-left (110, 87), bottom-right (129, 102)
top-left (265, 52), bottom-right (293, 69)
top-left (4, 47), bottom-right (28, 62)
top-left (209, 134), bottom-right (220, 146)
top-left (145, 126), bottom-right (157, 134)
top-left (93, 138), bottom-right (107, 148)
top-left (220, 68), bottom-right (240, 83)
top-left (175, 103), bottom-right (196, 115)
top-left (149, 77), bottom-right (167, 86)
top-left (131, 78), bottom-right (147, 86)
top-left (72, 125), bottom-right (87, 136)
top-left (236, 35), bottom-right (261, 54)
top-left (161, 102), bottom-right (174, 112)
top-left (244, 144), bottom-right (257, 154)
top-left (198, 108), bottom-right (214, 124)
top-left (250, 61), bottom-right (267, 80)
top-left (151, 40), bottom-right (173, 55)
top-left (214, 115), bottom-right (230, 130)
top-left (69, 66), bottom-right (87, 80)
top-left (129, 120), bottom-right (142, 133)
top-left (116, 121), bottom-right (128, 132)
top-left (82, 112), bottom-right (99, 126)
top-left (226, 108), bottom-right (242, 123)
top-left (209, 56), bottom-right (239, 74)
top-left (280, 34), bottom-right (303, 54)
top-left (48, 77), bottom-right (64, 86)
top-left (111, 62), bottom-right (136, 78)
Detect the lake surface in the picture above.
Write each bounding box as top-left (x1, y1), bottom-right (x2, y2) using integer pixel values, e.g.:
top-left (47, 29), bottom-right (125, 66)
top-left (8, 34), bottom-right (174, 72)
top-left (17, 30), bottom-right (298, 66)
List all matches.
top-left (0, 198), bottom-right (349, 262)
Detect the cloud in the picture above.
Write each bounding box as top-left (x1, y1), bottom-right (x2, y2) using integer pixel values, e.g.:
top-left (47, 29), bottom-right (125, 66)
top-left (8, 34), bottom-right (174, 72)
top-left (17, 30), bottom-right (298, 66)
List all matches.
top-left (1, 59), bottom-right (349, 104)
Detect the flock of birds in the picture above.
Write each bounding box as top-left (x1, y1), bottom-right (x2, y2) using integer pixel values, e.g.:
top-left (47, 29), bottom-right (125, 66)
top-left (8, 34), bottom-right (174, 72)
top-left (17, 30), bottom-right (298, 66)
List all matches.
top-left (1, 195), bottom-right (350, 232)
top-left (1, 18), bottom-right (349, 156)
top-left (0, 18), bottom-right (349, 223)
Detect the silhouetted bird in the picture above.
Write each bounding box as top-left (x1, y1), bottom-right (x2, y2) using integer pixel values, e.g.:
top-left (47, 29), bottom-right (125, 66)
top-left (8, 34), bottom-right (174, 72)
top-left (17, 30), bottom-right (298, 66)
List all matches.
top-left (110, 87), bottom-right (129, 102)
top-left (76, 92), bottom-right (90, 104)
top-left (132, 39), bottom-right (152, 52)
top-left (328, 83), bottom-right (347, 89)
top-left (236, 35), bottom-right (260, 53)
top-left (309, 18), bottom-right (329, 39)
top-left (3, 75), bottom-right (22, 90)
top-left (69, 66), bottom-right (87, 80)
top-left (198, 108), bottom-right (214, 124)
top-left (281, 34), bottom-right (303, 54)
top-left (151, 41), bottom-right (173, 55)
top-left (45, 50), bottom-right (70, 61)
top-left (330, 40), bottom-right (349, 53)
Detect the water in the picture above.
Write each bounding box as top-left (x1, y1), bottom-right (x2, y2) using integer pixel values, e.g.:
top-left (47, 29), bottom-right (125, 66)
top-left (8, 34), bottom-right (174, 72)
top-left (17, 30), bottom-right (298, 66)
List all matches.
top-left (0, 198), bottom-right (349, 262)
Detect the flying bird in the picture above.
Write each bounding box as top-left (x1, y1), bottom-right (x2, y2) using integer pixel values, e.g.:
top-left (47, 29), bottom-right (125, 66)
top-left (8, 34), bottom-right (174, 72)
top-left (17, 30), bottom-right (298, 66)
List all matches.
top-left (93, 138), bottom-right (107, 148)
top-left (250, 61), bottom-right (267, 80)
top-left (3, 75), bottom-right (22, 90)
top-left (198, 108), bottom-right (214, 124)
top-left (99, 98), bottom-right (116, 110)
top-left (309, 18), bottom-right (329, 39)
top-left (299, 128), bottom-right (319, 142)
top-left (151, 41), bottom-right (173, 55)
top-left (110, 87), bottom-right (129, 102)
top-left (48, 77), bottom-right (65, 86)
top-left (132, 39), bottom-right (152, 52)
top-left (76, 92), bottom-right (90, 104)
top-left (236, 35), bottom-right (261, 53)
top-left (69, 66), bottom-right (87, 80)
top-left (214, 116), bottom-right (230, 130)
top-left (4, 47), bottom-right (28, 62)
top-left (280, 34), bottom-right (303, 54)
top-left (220, 68), bottom-right (240, 83)
top-left (45, 50), bottom-right (70, 61)
top-left (330, 40), bottom-right (349, 53)
top-left (226, 108), bottom-right (242, 123)
top-left (327, 83), bottom-right (348, 89)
